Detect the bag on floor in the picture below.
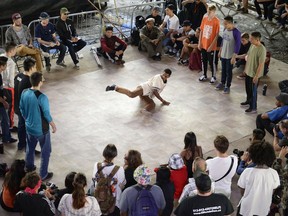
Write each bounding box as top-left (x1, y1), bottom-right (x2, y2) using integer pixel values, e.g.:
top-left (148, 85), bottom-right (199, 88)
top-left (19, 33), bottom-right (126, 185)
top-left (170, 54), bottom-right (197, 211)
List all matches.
top-left (94, 163), bottom-right (119, 214)
top-left (189, 49), bottom-right (202, 71)
top-left (131, 185), bottom-right (158, 216)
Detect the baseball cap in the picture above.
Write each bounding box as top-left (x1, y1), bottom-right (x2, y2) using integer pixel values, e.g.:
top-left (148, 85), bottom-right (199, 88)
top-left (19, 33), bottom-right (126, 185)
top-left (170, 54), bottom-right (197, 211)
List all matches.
top-left (276, 92), bottom-right (288, 105)
top-left (133, 165), bottom-right (152, 186)
top-left (195, 173), bottom-right (212, 192)
top-left (183, 20), bottom-right (192, 27)
top-left (168, 153), bottom-right (184, 170)
top-left (12, 13), bottom-right (21, 20)
top-left (153, 6), bottom-right (161, 12)
top-left (39, 12), bottom-right (50, 20)
top-left (105, 26), bottom-right (113, 31)
top-left (145, 18), bottom-right (155, 23)
top-left (60, 7), bottom-right (70, 14)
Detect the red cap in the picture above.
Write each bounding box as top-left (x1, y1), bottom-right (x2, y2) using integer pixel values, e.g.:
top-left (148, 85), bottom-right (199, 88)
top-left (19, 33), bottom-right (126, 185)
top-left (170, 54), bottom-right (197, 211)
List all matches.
top-left (12, 13), bottom-right (21, 20)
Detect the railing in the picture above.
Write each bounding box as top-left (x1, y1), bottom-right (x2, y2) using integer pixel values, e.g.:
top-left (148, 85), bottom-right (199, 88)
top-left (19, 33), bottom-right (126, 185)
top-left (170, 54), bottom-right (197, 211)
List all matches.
top-left (0, 1), bottom-right (165, 47)
top-left (101, 1), bottom-right (165, 39)
top-left (27, 10), bottom-right (102, 45)
top-left (0, 24), bottom-right (12, 47)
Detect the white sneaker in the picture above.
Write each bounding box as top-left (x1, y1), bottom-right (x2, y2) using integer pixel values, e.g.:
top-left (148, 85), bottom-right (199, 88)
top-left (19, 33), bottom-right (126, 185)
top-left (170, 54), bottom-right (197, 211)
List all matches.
top-left (199, 75), bottom-right (207, 82)
top-left (210, 77), bottom-right (216, 84)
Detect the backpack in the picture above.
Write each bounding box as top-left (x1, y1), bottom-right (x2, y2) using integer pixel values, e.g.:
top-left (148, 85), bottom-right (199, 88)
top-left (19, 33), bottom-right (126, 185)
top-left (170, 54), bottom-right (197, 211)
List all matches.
top-left (131, 27), bottom-right (141, 46)
top-left (131, 16), bottom-right (145, 46)
top-left (135, 15), bottom-right (145, 29)
top-left (131, 185), bottom-right (158, 216)
top-left (94, 163), bottom-right (120, 214)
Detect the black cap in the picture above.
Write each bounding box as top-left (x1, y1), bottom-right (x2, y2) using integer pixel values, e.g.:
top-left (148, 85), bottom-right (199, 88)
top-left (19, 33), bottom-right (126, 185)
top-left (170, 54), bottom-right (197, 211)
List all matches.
top-left (183, 20), bottom-right (192, 27)
top-left (105, 26), bottom-right (113, 31)
top-left (195, 173), bottom-right (211, 192)
top-left (276, 93), bottom-right (288, 105)
top-left (39, 12), bottom-right (50, 20)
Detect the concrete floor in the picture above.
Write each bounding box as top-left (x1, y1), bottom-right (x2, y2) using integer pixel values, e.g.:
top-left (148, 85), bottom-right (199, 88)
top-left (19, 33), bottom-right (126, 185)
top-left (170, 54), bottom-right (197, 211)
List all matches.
top-left (0, 44), bottom-right (287, 216)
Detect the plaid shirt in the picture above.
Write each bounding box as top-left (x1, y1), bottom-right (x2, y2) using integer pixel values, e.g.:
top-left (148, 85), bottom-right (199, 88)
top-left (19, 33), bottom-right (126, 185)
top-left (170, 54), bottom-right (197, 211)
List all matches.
top-left (178, 177), bottom-right (216, 203)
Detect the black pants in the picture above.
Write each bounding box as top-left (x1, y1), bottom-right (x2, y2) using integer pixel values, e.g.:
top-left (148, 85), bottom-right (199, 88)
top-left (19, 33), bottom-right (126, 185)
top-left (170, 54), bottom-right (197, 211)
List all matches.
top-left (102, 44), bottom-right (126, 61)
top-left (61, 39), bottom-right (87, 64)
top-left (201, 49), bottom-right (216, 77)
top-left (256, 114), bottom-right (274, 136)
top-left (254, 0), bottom-right (275, 19)
top-left (40, 43), bottom-right (67, 66)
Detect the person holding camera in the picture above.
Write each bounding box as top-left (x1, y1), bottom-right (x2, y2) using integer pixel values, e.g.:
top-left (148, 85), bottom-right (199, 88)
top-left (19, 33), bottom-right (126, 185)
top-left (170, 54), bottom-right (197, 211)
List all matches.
top-left (236, 129), bottom-right (264, 175)
top-left (236, 151), bottom-right (255, 175)
top-left (273, 119), bottom-right (288, 151)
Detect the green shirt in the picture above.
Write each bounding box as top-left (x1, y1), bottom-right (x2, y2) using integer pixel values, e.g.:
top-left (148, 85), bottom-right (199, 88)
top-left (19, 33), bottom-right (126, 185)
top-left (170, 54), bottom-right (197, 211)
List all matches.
top-left (245, 44), bottom-right (266, 78)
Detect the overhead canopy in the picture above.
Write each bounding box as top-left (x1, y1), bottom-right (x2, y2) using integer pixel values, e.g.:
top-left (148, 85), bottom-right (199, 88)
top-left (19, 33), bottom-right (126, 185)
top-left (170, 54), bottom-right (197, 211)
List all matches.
top-left (0, 0), bottom-right (97, 25)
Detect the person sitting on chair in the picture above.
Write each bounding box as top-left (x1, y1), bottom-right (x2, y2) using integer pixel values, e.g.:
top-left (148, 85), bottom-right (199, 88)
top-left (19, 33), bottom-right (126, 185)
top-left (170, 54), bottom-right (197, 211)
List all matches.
top-left (56, 7), bottom-right (87, 69)
top-left (140, 18), bottom-right (164, 61)
top-left (35, 12), bottom-right (67, 72)
top-left (5, 13), bottom-right (48, 72)
top-left (100, 26), bottom-right (127, 65)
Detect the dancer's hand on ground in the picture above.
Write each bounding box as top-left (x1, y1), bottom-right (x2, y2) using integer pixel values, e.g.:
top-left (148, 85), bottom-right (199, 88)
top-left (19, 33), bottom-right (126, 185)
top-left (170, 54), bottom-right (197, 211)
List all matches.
top-left (162, 100), bottom-right (170, 105)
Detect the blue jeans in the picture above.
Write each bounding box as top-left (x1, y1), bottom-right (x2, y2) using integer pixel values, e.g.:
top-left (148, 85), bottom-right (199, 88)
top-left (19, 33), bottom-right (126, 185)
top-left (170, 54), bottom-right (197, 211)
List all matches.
top-left (17, 114), bottom-right (26, 149)
top-left (221, 58), bottom-right (233, 87)
top-left (26, 132), bottom-right (51, 179)
top-left (162, 29), bottom-right (170, 47)
top-left (0, 107), bottom-right (11, 142)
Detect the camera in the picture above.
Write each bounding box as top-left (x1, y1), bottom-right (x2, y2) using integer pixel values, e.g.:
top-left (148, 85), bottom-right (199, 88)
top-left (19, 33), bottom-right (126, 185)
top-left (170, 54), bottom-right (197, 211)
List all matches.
top-left (46, 182), bottom-right (58, 191)
top-left (233, 149), bottom-right (244, 158)
top-left (275, 125), bottom-right (280, 133)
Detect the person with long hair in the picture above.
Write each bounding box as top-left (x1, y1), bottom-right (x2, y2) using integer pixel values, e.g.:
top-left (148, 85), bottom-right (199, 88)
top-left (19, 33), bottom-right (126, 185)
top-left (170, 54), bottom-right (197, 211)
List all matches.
top-left (0, 159), bottom-right (26, 212)
top-left (180, 132), bottom-right (203, 178)
top-left (58, 173), bottom-right (101, 216)
top-left (123, 150), bottom-right (143, 190)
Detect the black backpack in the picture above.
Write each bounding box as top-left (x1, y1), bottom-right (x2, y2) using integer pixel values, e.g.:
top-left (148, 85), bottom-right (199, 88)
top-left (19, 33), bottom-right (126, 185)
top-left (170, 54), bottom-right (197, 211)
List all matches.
top-left (131, 16), bottom-right (145, 46)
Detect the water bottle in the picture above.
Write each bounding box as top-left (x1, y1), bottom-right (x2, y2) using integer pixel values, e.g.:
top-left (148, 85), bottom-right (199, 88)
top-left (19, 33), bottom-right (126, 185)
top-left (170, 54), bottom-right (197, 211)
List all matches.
top-left (262, 84), bottom-right (267, 96)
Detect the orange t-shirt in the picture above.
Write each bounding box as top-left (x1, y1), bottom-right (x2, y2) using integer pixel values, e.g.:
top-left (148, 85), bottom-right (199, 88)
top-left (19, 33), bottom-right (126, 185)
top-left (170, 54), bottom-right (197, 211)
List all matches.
top-left (200, 15), bottom-right (220, 51)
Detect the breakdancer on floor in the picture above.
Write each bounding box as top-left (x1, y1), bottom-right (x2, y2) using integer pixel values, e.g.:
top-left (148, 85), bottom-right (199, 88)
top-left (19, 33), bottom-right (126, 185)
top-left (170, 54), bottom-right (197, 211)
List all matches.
top-left (106, 68), bottom-right (172, 113)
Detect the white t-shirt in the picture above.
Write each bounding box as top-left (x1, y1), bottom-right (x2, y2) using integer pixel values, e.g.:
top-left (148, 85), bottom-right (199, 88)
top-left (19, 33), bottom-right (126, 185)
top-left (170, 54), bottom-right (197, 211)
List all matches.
top-left (238, 167), bottom-right (280, 216)
top-left (91, 163), bottom-right (126, 208)
top-left (140, 74), bottom-right (167, 99)
top-left (0, 53), bottom-right (16, 88)
top-left (177, 27), bottom-right (194, 36)
top-left (206, 155), bottom-right (238, 198)
top-left (163, 15), bottom-right (179, 31)
top-left (58, 194), bottom-right (102, 216)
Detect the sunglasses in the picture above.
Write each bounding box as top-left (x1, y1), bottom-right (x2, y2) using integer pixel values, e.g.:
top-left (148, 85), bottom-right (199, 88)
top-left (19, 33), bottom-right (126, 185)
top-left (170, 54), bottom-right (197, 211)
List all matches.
top-left (64, 13), bottom-right (69, 15)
